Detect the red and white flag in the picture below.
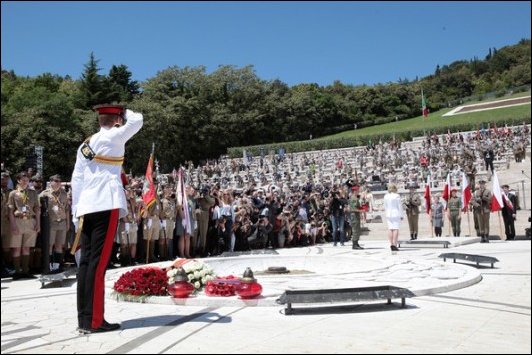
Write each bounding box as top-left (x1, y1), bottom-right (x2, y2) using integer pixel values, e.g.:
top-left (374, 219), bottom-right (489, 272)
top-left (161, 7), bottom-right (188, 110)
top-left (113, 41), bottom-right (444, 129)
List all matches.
top-left (442, 173), bottom-right (451, 209)
top-left (502, 189), bottom-right (514, 210)
top-left (176, 168), bottom-right (192, 234)
top-left (461, 172), bottom-right (472, 212)
top-left (490, 170), bottom-right (504, 212)
top-left (424, 175), bottom-right (431, 214)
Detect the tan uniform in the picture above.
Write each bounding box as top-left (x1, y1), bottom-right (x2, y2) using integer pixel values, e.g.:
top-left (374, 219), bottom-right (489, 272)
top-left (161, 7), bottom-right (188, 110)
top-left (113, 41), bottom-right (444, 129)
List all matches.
top-left (8, 188), bottom-right (40, 248)
top-left (120, 197), bottom-right (138, 245)
top-left (40, 188), bottom-right (69, 252)
top-left (143, 198), bottom-right (161, 241)
top-left (160, 196), bottom-right (177, 241)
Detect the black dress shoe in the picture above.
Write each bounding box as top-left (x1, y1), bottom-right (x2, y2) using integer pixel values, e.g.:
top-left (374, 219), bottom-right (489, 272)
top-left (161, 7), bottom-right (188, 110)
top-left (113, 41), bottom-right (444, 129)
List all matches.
top-left (78, 322), bottom-right (121, 334)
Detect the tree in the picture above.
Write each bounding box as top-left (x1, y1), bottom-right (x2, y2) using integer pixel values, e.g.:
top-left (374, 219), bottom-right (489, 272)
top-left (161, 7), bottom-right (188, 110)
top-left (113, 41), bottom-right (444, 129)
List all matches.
top-left (78, 52), bottom-right (107, 109)
top-left (107, 64), bottom-right (140, 102)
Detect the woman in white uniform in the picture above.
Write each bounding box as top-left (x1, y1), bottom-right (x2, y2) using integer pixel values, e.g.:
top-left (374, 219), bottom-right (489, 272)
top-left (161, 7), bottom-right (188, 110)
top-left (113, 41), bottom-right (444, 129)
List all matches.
top-left (383, 183), bottom-right (404, 251)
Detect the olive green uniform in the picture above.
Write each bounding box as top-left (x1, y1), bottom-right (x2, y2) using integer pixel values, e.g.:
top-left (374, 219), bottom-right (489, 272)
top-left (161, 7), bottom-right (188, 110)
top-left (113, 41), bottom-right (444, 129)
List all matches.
top-left (447, 195), bottom-right (462, 237)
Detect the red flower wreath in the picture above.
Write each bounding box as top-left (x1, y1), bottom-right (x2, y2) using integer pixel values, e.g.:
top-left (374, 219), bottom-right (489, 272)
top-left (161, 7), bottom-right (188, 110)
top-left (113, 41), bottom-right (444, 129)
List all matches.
top-left (113, 267), bottom-right (169, 297)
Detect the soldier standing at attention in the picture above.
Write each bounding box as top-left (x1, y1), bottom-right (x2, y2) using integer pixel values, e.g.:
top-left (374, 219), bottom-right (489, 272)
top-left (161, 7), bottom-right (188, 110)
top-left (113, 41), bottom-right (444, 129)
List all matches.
top-left (348, 186), bottom-right (364, 250)
top-left (142, 181), bottom-right (162, 263)
top-left (404, 183), bottom-right (421, 240)
top-left (8, 172), bottom-right (40, 279)
top-left (39, 174), bottom-right (70, 272)
top-left (71, 104), bottom-right (143, 333)
top-left (160, 183), bottom-right (177, 260)
top-left (470, 179), bottom-right (492, 243)
top-left (447, 188), bottom-right (462, 237)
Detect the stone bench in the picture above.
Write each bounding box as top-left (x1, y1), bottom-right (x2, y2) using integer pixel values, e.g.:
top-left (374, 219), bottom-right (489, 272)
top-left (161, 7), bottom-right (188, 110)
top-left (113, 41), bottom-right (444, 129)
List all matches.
top-left (439, 253), bottom-right (499, 268)
top-left (398, 240), bottom-right (451, 248)
top-left (276, 286), bottom-right (415, 315)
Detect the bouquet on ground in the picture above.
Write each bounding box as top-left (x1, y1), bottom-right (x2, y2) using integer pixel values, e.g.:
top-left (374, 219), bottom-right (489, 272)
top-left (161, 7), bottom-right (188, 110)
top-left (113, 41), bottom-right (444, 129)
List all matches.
top-left (166, 259), bottom-right (216, 291)
top-left (113, 267), bottom-right (168, 301)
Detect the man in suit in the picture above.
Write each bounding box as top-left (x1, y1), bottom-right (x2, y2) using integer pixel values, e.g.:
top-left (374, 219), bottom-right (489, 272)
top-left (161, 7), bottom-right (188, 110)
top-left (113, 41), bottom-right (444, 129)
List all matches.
top-left (501, 184), bottom-right (517, 240)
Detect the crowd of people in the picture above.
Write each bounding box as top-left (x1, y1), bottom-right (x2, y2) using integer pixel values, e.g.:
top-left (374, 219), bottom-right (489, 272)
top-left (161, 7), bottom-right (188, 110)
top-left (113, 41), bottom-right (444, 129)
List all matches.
top-left (1, 122), bottom-right (530, 278)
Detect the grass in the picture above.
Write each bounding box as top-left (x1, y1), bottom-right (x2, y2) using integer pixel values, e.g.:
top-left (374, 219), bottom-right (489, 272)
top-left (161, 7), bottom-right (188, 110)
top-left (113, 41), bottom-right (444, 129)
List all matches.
top-left (323, 96), bottom-right (530, 140)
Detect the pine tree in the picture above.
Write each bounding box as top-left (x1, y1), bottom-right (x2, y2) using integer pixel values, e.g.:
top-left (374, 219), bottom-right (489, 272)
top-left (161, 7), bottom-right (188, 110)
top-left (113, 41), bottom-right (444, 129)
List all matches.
top-left (79, 52), bottom-right (106, 109)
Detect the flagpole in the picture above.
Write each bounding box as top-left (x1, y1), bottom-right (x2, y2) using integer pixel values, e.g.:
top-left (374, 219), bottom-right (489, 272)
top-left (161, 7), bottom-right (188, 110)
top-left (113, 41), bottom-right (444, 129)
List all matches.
top-left (466, 209), bottom-right (472, 237)
top-left (146, 142), bottom-right (155, 264)
top-left (498, 211), bottom-right (505, 240)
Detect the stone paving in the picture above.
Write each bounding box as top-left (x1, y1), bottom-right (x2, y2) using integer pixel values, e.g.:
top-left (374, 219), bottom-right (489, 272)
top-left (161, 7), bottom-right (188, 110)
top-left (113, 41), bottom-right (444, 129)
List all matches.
top-left (1, 156), bottom-right (530, 354)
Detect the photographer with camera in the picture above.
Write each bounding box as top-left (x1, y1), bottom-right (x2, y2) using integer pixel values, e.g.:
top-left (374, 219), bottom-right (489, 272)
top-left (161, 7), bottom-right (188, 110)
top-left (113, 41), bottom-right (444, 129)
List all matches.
top-left (403, 183), bottom-right (421, 240)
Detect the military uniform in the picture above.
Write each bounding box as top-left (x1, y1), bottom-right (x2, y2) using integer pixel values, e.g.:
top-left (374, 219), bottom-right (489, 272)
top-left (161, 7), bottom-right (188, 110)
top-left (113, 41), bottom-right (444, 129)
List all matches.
top-left (7, 180), bottom-right (41, 276)
top-left (143, 196), bottom-right (162, 262)
top-left (403, 188), bottom-right (421, 240)
top-left (348, 194), bottom-right (363, 249)
top-left (71, 105), bottom-right (143, 333)
top-left (447, 194), bottom-right (462, 237)
top-left (514, 141), bottom-right (525, 163)
top-left (470, 181), bottom-right (492, 243)
top-left (160, 194), bottom-right (177, 259)
top-left (119, 194), bottom-right (138, 265)
top-left (40, 185), bottom-right (69, 270)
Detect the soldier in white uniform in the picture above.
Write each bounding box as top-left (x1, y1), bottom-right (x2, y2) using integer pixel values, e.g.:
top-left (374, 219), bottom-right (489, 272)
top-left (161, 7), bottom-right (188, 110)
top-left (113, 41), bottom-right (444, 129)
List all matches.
top-left (71, 104), bottom-right (143, 334)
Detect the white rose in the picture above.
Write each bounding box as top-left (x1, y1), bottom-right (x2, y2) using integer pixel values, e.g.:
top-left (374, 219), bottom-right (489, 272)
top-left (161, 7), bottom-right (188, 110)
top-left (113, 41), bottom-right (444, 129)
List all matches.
top-left (199, 270), bottom-right (206, 278)
top-left (168, 277), bottom-right (175, 284)
top-left (194, 271), bottom-right (200, 279)
top-left (194, 281), bottom-right (200, 289)
top-left (187, 273), bottom-right (194, 281)
top-left (167, 269), bottom-right (176, 278)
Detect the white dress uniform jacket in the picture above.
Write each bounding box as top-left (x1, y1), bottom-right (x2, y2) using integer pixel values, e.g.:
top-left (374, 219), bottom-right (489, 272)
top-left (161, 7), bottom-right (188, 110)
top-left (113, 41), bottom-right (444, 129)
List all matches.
top-left (71, 109), bottom-right (143, 221)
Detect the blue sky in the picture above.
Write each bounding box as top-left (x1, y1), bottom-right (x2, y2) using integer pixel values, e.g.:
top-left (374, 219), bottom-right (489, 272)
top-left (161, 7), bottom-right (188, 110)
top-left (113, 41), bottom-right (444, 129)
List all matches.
top-left (2, 1), bottom-right (530, 87)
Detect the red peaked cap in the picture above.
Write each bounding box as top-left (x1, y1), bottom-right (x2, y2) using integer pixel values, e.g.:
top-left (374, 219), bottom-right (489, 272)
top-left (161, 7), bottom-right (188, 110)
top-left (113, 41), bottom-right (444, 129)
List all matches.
top-left (93, 104), bottom-right (125, 115)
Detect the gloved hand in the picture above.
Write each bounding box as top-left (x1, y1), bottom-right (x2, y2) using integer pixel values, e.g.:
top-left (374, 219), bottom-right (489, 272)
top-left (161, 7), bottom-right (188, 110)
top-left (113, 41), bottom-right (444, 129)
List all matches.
top-left (125, 109), bottom-right (143, 122)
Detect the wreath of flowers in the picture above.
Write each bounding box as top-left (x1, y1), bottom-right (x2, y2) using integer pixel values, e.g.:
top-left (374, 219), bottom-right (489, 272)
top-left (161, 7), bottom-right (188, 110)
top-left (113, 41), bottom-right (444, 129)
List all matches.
top-left (112, 267), bottom-right (168, 301)
top-left (167, 259), bottom-right (216, 291)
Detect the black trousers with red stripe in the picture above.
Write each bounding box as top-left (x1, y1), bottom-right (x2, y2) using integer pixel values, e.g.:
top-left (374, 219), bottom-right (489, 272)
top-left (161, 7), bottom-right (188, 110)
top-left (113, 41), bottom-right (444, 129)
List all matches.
top-left (77, 209), bottom-right (119, 329)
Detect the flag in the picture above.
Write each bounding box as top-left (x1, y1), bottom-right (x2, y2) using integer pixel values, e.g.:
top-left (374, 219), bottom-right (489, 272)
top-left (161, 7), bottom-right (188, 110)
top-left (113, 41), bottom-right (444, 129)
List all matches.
top-left (424, 175), bottom-right (431, 214)
top-left (442, 173), bottom-right (451, 209)
top-left (490, 170), bottom-right (504, 212)
top-left (461, 172), bottom-right (472, 212)
top-left (503, 191), bottom-right (514, 210)
top-left (176, 168), bottom-right (192, 234)
top-left (142, 147), bottom-right (157, 210)
top-left (421, 89), bottom-right (429, 118)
